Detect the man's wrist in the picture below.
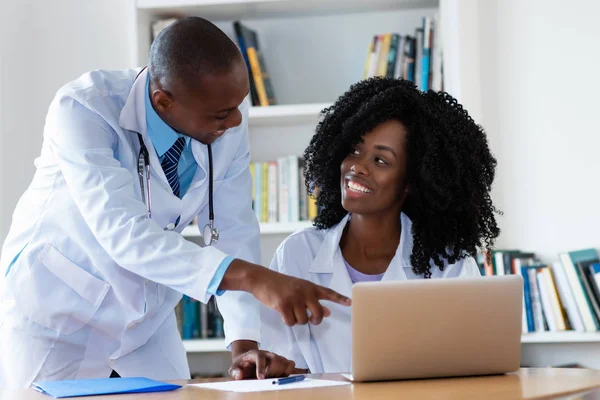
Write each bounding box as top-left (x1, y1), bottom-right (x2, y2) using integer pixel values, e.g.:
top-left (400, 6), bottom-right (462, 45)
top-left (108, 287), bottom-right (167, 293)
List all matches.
top-left (219, 258), bottom-right (263, 294)
top-left (231, 340), bottom-right (259, 358)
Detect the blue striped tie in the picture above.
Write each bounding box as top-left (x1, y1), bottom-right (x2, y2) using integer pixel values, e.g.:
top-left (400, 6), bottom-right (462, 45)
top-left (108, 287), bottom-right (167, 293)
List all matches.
top-left (161, 137), bottom-right (186, 198)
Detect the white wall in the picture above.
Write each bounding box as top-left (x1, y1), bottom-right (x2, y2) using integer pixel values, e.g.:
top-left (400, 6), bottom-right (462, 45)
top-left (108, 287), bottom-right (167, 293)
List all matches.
top-left (478, 0), bottom-right (600, 262)
top-left (0, 0), bottom-right (135, 245)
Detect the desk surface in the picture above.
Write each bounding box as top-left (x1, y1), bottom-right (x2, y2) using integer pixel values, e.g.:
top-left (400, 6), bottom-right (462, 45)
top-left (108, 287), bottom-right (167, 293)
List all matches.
top-left (14, 368), bottom-right (600, 400)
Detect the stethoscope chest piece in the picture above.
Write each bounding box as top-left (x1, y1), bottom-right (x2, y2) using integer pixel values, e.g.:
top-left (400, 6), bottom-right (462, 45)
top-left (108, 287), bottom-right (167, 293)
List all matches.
top-left (136, 133), bottom-right (219, 245)
top-left (202, 220), bottom-right (219, 247)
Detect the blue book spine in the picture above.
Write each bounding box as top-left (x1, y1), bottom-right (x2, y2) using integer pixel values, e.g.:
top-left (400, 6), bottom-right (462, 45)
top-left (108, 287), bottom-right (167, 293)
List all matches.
top-left (181, 296), bottom-right (194, 340)
top-left (421, 17), bottom-right (431, 91)
top-left (521, 266), bottom-right (535, 332)
top-left (191, 299), bottom-right (200, 338)
top-left (406, 38), bottom-right (415, 83)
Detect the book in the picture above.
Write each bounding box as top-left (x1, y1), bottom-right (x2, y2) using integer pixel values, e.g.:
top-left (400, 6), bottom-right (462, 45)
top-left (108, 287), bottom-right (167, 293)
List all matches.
top-left (551, 261), bottom-right (584, 332)
top-left (253, 162), bottom-right (262, 223)
top-left (233, 21), bottom-right (277, 106)
top-left (403, 36), bottom-right (416, 82)
top-left (233, 21), bottom-right (260, 106)
top-left (537, 269), bottom-right (556, 331)
top-left (543, 267), bottom-right (568, 331)
top-left (376, 33), bottom-right (391, 77)
top-left (421, 17), bottom-right (432, 91)
top-left (267, 161), bottom-right (278, 222)
top-left (521, 265), bottom-right (536, 332)
top-left (560, 252), bottom-right (598, 331)
top-left (387, 34), bottom-right (401, 77)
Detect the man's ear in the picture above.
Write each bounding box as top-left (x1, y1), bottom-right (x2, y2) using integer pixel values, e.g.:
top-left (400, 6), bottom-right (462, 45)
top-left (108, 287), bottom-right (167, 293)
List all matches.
top-left (151, 89), bottom-right (173, 114)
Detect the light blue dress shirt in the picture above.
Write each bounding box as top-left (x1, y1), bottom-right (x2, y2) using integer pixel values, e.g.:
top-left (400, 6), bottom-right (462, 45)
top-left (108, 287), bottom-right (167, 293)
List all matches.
top-left (145, 76), bottom-right (231, 296)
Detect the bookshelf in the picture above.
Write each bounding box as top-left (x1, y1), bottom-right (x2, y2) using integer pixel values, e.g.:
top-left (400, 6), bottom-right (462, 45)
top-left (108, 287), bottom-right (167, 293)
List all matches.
top-left (131, 0), bottom-right (489, 377)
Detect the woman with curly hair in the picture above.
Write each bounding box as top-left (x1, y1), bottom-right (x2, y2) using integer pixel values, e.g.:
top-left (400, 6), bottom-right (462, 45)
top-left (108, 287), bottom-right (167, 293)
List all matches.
top-left (260, 77), bottom-right (500, 374)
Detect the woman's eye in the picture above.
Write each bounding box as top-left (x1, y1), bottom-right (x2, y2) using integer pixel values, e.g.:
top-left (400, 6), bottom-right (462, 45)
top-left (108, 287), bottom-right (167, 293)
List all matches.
top-left (376, 157), bottom-right (387, 165)
top-left (352, 148), bottom-right (360, 155)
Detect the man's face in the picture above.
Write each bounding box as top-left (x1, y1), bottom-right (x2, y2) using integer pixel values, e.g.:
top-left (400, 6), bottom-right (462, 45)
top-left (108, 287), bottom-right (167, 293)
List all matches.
top-left (150, 56), bottom-right (250, 145)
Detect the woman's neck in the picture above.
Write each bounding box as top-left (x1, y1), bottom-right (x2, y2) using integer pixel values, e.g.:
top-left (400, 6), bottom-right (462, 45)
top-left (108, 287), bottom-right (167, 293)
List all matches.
top-left (340, 211), bottom-right (402, 275)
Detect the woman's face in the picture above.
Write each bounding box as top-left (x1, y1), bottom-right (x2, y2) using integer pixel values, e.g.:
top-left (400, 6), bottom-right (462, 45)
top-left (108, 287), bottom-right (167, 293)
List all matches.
top-left (340, 120), bottom-right (409, 216)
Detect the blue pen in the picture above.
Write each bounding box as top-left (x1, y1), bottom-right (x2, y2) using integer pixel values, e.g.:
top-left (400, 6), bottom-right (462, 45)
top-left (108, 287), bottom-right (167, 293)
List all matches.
top-left (272, 375), bottom-right (306, 385)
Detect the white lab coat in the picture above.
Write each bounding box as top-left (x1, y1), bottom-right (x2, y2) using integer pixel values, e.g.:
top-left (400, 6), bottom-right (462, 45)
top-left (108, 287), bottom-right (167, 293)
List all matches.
top-left (0, 68), bottom-right (261, 388)
top-left (260, 213), bottom-right (481, 374)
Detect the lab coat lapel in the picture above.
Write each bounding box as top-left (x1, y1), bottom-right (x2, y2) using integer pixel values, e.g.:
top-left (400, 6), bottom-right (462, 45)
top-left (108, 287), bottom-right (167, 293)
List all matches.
top-left (186, 139), bottom-right (208, 193)
top-left (381, 213), bottom-right (412, 281)
top-left (307, 215), bottom-right (353, 373)
top-left (118, 68), bottom-right (171, 192)
top-left (117, 68), bottom-right (184, 230)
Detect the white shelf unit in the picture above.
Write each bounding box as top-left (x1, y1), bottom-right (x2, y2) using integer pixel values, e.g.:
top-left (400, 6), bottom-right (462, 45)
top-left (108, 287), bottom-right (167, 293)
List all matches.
top-left (180, 333), bottom-right (600, 354)
top-left (183, 339), bottom-right (228, 352)
top-left (521, 332), bottom-right (600, 344)
top-left (248, 103), bottom-right (330, 126)
top-left (182, 221), bottom-right (312, 237)
top-left (136, 0), bottom-right (439, 25)
top-left (132, 0), bottom-right (485, 377)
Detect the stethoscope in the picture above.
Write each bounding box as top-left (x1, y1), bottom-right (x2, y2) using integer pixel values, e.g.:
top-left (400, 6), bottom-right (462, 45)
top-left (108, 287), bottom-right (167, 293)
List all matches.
top-left (136, 133), bottom-right (219, 247)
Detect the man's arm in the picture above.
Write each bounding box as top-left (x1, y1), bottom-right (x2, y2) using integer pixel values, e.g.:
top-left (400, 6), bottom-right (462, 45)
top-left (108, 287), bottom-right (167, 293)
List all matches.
top-left (196, 106), bottom-right (263, 349)
top-left (48, 94), bottom-right (228, 304)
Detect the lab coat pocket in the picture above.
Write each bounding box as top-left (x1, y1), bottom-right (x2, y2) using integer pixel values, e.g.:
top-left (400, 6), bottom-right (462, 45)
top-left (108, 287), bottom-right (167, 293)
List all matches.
top-left (143, 281), bottom-right (166, 317)
top-left (16, 245), bottom-right (110, 335)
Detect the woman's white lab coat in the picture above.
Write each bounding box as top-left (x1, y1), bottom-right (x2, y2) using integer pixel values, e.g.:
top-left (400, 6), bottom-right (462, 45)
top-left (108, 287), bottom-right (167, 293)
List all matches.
top-left (0, 69), bottom-right (260, 388)
top-left (260, 213), bottom-right (481, 374)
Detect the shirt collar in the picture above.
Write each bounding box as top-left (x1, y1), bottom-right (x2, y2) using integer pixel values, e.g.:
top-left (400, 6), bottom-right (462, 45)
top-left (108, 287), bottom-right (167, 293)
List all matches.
top-left (145, 75), bottom-right (189, 157)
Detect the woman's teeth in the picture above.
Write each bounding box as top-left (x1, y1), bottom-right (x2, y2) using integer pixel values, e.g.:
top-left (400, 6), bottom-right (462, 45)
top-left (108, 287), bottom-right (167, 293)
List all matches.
top-left (348, 180), bottom-right (372, 193)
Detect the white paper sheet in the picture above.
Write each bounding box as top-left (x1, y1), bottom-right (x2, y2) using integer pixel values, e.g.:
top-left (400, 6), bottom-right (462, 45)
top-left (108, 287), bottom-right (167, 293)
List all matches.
top-left (341, 374), bottom-right (355, 381)
top-left (189, 378), bottom-right (351, 393)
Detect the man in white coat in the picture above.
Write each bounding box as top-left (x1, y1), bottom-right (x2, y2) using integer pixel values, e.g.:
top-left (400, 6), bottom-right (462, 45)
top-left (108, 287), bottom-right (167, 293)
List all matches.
top-left (0, 17), bottom-right (350, 389)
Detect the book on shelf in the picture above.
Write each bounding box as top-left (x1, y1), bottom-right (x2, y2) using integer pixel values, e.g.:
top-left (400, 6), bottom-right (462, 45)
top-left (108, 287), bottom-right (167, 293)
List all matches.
top-left (363, 15), bottom-right (442, 92)
top-left (175, 296), bottom-right (225, 340)
top-left (478, 248), bottom-right (600, 334)
top-left (250, 156), bottom-right (318, 224)
top-left (233, 21), bottom-right (277, 107)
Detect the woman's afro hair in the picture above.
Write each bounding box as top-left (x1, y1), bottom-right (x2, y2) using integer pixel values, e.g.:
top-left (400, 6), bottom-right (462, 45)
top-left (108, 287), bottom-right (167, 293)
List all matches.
top-left (303, 77), bottom-right (500, 277)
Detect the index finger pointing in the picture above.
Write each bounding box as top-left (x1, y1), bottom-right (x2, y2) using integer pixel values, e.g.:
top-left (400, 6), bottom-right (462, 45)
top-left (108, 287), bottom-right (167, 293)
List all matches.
top-left (316, 286), bottom-right (351, 306)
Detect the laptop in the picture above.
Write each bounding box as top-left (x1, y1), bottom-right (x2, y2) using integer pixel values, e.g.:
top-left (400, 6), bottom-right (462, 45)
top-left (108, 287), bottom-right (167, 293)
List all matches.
top-left (348, 275), bottom-right (523, 382)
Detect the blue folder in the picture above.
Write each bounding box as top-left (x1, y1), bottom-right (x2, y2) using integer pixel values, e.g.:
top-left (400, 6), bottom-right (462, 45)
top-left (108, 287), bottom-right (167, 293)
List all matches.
top-left (32, 377), bottom-right (181, 398)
